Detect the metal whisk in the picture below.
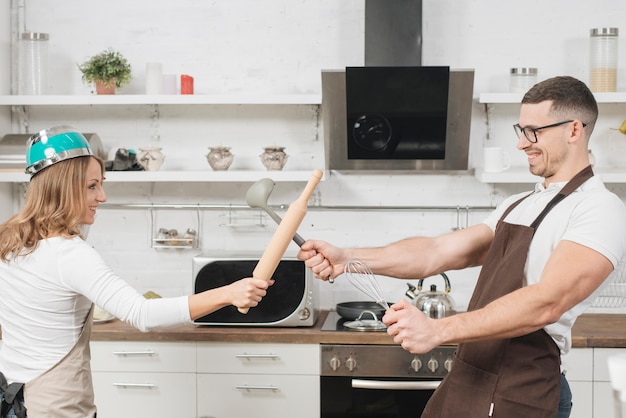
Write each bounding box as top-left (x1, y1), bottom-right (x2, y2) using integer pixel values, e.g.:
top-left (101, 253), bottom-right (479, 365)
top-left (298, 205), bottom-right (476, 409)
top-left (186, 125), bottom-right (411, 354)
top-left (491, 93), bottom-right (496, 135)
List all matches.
top-left (344, 259), bottom-right (390, 311)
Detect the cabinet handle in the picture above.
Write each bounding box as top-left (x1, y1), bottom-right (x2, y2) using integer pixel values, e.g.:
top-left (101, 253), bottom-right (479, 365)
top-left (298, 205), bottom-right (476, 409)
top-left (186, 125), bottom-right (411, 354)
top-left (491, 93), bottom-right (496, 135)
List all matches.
top-left (112, 350), bottom-right (157, 356)
top-left (352, 379), bottom-right (441, 390)
top-left (235, 354), bottom-right (280, 360)
top-left (235, 384), bottom-right (279, 392)
top-left (112, 382), bottom-right (157, 389)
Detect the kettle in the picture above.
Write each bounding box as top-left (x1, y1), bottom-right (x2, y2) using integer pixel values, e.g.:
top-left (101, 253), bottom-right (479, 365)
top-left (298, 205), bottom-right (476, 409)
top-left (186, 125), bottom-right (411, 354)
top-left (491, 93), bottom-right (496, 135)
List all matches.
top-left (405, 273), bottom-right (456, 319)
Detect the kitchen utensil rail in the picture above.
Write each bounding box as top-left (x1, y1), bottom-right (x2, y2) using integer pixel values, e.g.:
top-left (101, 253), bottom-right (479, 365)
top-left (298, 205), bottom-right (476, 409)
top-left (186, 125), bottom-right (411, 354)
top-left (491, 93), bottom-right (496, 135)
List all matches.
top-left (99, 203), bottom-right (495, 212)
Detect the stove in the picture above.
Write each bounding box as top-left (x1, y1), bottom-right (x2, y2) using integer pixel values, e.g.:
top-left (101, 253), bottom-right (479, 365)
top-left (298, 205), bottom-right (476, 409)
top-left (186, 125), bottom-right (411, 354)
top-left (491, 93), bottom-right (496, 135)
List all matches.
top-left (319, 311), bottom-right (456, 417)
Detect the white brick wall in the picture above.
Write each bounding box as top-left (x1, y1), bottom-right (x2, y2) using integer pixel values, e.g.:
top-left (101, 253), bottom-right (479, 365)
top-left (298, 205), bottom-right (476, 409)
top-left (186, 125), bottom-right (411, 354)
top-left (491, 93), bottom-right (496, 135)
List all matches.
top-left (2, 0), bottom-right (626, 311)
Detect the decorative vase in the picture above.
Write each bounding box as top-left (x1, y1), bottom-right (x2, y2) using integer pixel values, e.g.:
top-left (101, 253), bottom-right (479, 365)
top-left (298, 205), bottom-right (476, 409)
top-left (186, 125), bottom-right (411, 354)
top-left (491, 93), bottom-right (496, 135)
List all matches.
top-left (137, 147), bottom-right (165, 171)
top-left (206, 147), bottom-right (234, 171)
top-left (95, 81), bottom-right (116, 95)
top-left (260, 146), bottom-right (288, 171)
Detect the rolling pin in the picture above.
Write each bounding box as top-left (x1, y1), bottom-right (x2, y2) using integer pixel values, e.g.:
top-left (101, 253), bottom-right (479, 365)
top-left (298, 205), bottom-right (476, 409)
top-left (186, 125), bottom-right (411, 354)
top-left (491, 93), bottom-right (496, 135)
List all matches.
top-left (238, 168), bottom-right (323, 313)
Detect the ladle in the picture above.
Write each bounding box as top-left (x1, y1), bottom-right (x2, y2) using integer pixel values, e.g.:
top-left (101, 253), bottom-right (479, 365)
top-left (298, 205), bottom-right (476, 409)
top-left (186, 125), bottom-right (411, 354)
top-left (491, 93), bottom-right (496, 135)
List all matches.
top-left (246, 178), bottom-right (305, 246)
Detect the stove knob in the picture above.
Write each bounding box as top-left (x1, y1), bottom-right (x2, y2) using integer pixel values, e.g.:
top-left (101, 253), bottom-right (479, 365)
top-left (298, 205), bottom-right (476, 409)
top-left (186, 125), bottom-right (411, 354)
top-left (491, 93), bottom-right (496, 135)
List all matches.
top-left (444, 357), bottom-right (454, 372)
top-left (329, 356), bottom-right (341, 371)
top-left (427, 357), bottom-right (439, 373)
top-left (346, 355), bottom-right (357, 372)
top-left (410, 356), bottom-right (422, 372)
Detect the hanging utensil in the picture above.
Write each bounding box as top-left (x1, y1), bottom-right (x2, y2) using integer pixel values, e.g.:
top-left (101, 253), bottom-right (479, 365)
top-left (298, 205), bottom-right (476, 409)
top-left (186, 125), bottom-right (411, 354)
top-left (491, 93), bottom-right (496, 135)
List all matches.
top-left (344, 259), bottom-right (390, 311)
top-left (245, 178), bottom-right (305, 246)
top-left (246, 176), bottom-right (335, 283)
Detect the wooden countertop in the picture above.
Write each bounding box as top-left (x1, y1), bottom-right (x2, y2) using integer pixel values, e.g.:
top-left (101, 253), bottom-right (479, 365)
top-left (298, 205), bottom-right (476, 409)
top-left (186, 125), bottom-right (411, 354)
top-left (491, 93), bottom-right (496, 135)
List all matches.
top-left (86, 311), bottom-right (626, 348)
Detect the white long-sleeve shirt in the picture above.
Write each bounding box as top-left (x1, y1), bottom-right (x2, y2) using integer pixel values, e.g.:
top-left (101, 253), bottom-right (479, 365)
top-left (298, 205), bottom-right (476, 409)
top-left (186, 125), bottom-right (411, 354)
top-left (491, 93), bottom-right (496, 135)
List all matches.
top-left (0, 236), bottom-right (191, 384)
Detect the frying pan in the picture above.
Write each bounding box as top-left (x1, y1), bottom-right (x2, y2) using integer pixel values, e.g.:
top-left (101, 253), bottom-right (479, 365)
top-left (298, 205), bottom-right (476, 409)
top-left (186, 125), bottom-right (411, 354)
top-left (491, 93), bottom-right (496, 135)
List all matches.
top-left (336, 301), bottom-right (393, 321)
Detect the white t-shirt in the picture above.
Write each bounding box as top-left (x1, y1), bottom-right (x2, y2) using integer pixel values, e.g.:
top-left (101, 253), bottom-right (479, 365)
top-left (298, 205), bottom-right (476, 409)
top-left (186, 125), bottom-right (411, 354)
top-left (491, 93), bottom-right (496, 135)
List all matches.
top-left (481, 176), bottom-right (626, 355)
top-left (0, 236), bottom-right (191, 384)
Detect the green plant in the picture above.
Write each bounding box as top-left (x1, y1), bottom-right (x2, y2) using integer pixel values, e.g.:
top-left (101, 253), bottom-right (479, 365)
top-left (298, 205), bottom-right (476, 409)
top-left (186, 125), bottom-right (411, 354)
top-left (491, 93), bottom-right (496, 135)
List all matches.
top-left (78, 48), bottom-right (132, 89)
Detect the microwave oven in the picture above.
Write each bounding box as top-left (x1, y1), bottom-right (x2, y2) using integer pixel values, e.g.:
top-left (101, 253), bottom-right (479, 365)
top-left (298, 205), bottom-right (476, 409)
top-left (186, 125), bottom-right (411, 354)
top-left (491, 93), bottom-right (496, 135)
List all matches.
top-left (192, 254), bottom-right (319, 327)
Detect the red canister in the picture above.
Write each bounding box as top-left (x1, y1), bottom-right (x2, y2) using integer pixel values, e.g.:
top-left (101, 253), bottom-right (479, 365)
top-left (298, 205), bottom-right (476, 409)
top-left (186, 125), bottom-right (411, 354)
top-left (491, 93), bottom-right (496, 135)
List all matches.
top-left (181, 74), bottom-right (194, 94)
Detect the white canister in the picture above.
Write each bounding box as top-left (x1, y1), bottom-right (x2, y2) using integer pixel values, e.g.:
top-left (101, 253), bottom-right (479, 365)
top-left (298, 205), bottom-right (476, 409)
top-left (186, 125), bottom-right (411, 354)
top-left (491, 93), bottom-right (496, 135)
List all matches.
top-left (509, 67), bottom-right (538, 93)
top-left (19, 32), bottom-right (49, 95)
top-left (145, 62), bottom-right (163, 94)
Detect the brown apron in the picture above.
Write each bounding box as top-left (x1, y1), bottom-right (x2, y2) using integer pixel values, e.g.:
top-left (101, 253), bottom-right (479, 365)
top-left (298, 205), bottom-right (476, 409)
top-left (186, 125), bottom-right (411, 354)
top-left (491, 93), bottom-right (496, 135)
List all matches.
top-left (24, 305), bottom-right (97, 418)
top-left (422, 166), bottom-right (594, 418)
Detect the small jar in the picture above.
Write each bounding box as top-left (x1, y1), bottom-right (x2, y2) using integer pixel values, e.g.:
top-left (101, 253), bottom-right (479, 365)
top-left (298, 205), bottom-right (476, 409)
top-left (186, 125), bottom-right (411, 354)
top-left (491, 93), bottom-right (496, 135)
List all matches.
top-left (260, 146), bottom-right (288, 171)
top-left (590, 27), bottom-right (619, 92)
top-left (509, 67), bottom-right (538, 93)
top-left (137, 147), bottom-right (165, 171)
top-left (206, 147), bottom-right (234, 171)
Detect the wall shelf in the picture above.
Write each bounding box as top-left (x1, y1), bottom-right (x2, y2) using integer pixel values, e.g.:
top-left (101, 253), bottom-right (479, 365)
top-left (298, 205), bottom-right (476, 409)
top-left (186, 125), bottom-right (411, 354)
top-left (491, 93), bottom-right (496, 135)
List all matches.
top-left (0, 94), bottom-right (322, 106)
top-left (479, 92), bottom-right (626, 104)
top-left (475, 167), bottom-right (626, 184)
top-left (0, 169), bottom-right (326, 183)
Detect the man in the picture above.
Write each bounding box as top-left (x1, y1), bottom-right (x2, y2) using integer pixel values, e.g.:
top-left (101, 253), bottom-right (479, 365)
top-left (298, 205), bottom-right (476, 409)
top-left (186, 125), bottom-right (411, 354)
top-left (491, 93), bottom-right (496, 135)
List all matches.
top-left (298, 76), bottom-right (626, 417)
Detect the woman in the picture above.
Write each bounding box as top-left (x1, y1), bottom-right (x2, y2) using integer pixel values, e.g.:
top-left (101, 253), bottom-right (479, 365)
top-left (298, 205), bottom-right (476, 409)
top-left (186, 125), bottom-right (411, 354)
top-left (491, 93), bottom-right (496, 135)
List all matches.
top-left (0, 126), bottom-right (272, 417)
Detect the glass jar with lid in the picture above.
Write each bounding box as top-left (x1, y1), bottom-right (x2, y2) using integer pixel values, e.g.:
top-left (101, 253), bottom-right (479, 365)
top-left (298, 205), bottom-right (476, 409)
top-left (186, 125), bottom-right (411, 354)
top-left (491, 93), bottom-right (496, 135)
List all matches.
top-left (509, 67), bottom-right (538, 93)
top-left (19, 32), bottom-right (49, 95)
top-left (589, 27), bottom-right (619, 92)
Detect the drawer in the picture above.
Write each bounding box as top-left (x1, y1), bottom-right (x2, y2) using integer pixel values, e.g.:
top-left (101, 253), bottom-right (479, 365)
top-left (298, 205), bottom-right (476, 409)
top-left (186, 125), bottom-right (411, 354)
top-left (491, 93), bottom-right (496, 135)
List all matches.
top-left (594, 348), bottom-right (626, 382)
top-left (197, 373), bottom-right (319, 418)
top-left (562, 348), bottom-right (593, 381)
top-left (197, 342), bottom-right (319, 375)
top-left (93, 371), bottom-right (196, 418)
top-left (90, 341), bottom-right (196, 373)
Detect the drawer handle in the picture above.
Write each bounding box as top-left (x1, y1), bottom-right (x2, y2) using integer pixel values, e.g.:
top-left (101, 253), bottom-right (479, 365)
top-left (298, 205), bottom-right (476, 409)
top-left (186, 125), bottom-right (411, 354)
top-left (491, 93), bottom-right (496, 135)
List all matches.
top-left (235, 354), bottom-right (280, 360)
top-left (112, 383), bottom-right (157, 389)
top-left (235, 384), bottom-right (279, 392)
top-left (112, 350), bottom-right (157, 356)
top-left (352, 379), bottom-right (441, 390)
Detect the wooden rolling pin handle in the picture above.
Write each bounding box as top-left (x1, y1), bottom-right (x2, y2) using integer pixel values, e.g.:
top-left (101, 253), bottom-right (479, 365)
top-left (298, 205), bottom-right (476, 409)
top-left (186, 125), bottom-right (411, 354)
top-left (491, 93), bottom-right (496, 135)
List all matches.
top-left (238, 169), bottom-right (323, 314)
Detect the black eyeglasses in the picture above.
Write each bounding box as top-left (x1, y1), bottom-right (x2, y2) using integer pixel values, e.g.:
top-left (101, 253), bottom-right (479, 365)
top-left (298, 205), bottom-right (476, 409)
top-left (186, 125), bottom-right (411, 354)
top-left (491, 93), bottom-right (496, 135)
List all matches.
top-left (513, 120), bottom-right (587, 143)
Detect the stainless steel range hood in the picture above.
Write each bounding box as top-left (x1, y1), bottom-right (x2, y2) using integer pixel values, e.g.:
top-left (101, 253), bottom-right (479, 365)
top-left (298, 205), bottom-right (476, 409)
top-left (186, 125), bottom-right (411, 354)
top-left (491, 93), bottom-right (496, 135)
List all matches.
top-left (365, 0), bottom-right (422, 66)
top-left (322, 69), bottom-right (474, 173)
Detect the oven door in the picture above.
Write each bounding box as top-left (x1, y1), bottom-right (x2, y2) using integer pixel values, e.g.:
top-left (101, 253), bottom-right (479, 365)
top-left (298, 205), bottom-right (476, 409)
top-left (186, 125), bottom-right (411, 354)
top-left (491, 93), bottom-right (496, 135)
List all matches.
top-left (321, 376), bottom-right (440, 418)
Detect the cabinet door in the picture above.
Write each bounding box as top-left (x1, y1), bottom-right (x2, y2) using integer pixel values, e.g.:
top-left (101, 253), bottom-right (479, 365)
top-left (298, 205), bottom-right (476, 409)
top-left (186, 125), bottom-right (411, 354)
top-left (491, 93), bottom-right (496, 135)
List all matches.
top-left (197, 373), bottom-right (320, 418)
top-left (569, 381), bottom-right (593, 418)
top-left (93, 371), bottom-right (196, 418)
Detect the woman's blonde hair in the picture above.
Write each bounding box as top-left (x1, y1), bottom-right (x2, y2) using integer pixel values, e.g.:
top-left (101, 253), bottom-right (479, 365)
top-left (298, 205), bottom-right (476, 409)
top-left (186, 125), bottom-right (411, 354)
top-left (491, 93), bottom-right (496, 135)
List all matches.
top-left (0, 156), bottom-right (104, 262)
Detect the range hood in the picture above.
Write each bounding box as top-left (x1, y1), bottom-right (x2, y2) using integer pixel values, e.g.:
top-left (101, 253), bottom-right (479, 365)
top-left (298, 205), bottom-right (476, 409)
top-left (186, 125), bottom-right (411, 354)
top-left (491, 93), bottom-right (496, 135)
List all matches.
top-left (365, 0), bottom-right (422, 66)
top-left (321, 0), bottom-right (473, 173)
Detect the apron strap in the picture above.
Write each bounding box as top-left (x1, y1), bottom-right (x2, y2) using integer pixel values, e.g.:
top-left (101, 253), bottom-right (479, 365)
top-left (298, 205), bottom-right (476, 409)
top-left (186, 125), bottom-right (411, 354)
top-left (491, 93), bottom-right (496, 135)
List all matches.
top-left (530, 165), bottom-right (594, 230)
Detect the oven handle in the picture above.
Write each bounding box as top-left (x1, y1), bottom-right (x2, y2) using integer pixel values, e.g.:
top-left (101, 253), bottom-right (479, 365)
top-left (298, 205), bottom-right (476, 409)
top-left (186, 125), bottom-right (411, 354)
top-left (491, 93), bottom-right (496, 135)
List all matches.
top-left (352, 379), bottom-right (441, 390)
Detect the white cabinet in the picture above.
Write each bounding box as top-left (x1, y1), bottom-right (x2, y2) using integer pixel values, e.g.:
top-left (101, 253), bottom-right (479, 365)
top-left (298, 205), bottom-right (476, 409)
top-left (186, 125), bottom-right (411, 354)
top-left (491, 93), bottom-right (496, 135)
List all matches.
top-left (196, 342), bottom-right (320, 418)
top-left (90, 341), bottom-right (197, 418)
top-left (562, 348), bottom-right (594, 418)
top-left (562, 347), bottom-right (626, 418)
top-left (594, 348), bottom-right (626, 418)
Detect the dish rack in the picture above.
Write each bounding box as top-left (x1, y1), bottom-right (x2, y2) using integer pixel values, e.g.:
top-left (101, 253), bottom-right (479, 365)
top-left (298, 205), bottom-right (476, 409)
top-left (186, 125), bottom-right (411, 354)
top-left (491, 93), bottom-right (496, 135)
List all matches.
top-left (591, 264), bottom-right (626, 308)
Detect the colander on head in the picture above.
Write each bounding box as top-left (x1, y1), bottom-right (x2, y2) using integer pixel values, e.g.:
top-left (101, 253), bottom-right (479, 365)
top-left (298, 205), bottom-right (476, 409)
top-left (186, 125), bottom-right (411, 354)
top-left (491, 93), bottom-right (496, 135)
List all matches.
top-left (25, 126), bottom-right (93, 176)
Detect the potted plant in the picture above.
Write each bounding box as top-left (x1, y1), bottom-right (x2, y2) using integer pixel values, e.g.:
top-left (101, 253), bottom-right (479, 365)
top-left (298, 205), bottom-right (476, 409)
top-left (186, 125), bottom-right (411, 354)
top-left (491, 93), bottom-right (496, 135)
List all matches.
top-left (78, 48), bottom-right (132, 94)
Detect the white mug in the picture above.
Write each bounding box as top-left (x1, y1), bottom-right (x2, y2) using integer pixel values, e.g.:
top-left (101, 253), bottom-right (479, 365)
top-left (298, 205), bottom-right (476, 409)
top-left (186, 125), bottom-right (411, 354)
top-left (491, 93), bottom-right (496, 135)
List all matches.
top-left (483, 147), bottom-right (511, 173)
